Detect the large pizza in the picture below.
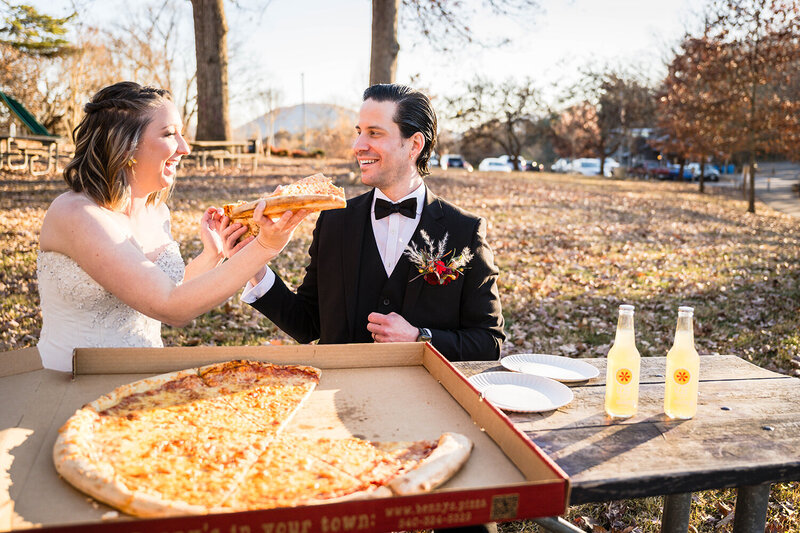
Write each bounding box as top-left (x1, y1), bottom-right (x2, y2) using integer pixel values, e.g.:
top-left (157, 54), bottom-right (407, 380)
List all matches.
top-left (53, 360), bottom-right (472, 517)
top-left (223, 173), bottom-right (346, 240)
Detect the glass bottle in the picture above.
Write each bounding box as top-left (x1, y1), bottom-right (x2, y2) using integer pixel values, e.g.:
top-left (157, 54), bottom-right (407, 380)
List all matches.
top-left (604, 304), bottom-right (641, 418)
top-left (664, 306), bottom-right (700, 419)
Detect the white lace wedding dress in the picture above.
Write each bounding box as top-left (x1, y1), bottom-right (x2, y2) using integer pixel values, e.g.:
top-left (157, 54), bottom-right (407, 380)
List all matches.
top-left (36, 241), bottom-right (185, 372)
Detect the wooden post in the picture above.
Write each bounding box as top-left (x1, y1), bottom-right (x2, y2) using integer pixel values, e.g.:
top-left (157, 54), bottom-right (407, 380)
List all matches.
top-left (661, 492), bottom-right (692, 533)
top-left (732, 483), bottom-right (771, 533)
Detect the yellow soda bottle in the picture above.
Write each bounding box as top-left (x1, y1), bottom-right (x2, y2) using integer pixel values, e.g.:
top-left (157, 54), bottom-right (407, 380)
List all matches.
top-left (604, 304), bottom-right (640, 418)
top-left (664, 306), bottom-right (699, 419)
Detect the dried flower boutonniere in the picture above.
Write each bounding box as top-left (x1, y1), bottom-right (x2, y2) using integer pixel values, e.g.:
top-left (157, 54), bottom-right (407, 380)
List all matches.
top-left (404, 230), bottom-right (474, 286)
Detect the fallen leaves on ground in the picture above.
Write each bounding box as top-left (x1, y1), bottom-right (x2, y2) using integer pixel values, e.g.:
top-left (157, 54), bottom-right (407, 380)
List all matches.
top-left (1, 162), bottom-right (799, 532)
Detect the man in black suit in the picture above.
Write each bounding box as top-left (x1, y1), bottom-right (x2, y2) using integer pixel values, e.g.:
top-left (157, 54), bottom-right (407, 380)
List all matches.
top-left (237, 84), bottom-right (504, 362)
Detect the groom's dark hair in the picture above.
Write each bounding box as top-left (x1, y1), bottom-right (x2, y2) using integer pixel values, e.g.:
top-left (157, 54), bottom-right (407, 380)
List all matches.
top-left (363, 84), bottom-right (437, 177)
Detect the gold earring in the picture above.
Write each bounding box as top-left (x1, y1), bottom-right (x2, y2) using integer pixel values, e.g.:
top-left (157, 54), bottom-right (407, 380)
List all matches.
top-left (127, 158), bottom-right (137, 167)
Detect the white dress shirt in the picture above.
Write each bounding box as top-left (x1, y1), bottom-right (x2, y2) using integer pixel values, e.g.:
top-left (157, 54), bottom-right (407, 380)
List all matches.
top-left (241, 184), bottom-right (426, 303)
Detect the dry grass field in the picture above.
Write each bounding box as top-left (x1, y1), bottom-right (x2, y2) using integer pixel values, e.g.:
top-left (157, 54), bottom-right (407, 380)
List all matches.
top-left (1, 159), bottom-right (798, 531)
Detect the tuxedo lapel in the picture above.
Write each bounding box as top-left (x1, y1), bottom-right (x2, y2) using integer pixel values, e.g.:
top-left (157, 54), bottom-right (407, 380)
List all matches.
top-left (342, 190), bottom-right (373, 339)
top-left (402, 189), bottom-right (446, 315)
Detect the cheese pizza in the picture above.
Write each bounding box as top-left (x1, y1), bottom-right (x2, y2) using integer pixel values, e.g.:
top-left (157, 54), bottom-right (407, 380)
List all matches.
top-left (223, 173), bottom-right (346, 240)
top-left (53, 360), bottom-right (472, 517)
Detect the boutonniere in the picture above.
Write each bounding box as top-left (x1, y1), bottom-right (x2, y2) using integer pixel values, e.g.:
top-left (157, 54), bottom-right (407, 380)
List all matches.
top-left (404, 230), bottom-right (474, 286)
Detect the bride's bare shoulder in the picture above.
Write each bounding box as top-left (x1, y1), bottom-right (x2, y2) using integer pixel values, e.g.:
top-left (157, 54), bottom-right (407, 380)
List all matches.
top-left (47, 191), bottom-right (92, 211)
top-left (40, 192), bottom-right (118, 251)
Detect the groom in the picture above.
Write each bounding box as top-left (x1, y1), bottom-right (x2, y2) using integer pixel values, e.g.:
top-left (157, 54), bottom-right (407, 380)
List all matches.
top-left (240, 83), bottom-right (504, 362)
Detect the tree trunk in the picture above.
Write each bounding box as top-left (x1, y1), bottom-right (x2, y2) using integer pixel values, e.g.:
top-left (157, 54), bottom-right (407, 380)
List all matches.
top-left (748, 157), bottom-right (756, 214)
top-left (699, 158), bottom-right (705, 194)
top-left (191, 0), bottom-right (230, 140)
top-left (678, 157), bottom-right (685, 182)
top-left (370, 0), bottom-right (400, 85)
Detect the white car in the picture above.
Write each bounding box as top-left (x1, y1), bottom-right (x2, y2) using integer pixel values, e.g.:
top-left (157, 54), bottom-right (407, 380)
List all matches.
top-left (686, 162), bottom-right (720, 181)
top-left (478, 158), bottom-right (512, 172)
top-left (498, 154), bottom-right (526, 170)
top-left (604, 158), bottom-right (620, 177)
top-left (571, 158), bottom-right (601, 176)
top-left (551, 158), bottom-right (571, 172)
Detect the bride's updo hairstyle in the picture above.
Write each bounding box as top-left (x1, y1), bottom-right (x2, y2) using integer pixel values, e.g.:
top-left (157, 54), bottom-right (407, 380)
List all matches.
top-left (64, 81), bottom-right (173, 211)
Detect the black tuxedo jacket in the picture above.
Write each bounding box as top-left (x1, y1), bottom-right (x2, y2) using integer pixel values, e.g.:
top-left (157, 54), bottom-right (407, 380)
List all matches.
top-left (251, 187), bottom-right (505, 361)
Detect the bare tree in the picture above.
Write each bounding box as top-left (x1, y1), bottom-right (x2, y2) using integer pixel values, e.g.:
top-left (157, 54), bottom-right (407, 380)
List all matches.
top-left (107, 0), bottom-right (197, 131)
top-left (448, 77), bottom-right (543, 169)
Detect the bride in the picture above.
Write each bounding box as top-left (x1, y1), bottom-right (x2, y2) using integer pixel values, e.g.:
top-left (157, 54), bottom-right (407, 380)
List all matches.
top-left (37, 81), bottom-right (308, 371)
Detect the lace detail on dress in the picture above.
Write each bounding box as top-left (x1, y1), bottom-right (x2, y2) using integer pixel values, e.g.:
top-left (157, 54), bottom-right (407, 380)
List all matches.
top-left (36, 241), bottom-right (185, 371)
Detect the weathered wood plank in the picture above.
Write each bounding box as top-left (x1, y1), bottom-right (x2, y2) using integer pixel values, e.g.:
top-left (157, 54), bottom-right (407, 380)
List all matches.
top-left (533, 411), bottom-right (800, 503)
top-left (458, 355), bottom-right (785, 385)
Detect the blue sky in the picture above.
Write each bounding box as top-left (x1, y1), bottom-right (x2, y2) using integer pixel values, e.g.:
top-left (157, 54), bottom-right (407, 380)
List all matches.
top-left (27, 0), bottom-right (699, 126)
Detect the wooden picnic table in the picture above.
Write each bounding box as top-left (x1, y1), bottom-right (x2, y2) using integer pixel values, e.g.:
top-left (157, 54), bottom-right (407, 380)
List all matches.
top-left (456, 355), bottom-right (800, 533)
top-left (189, 139), bottom-right (258, 170)
top-left (0, 134), bottom-right (63, 175)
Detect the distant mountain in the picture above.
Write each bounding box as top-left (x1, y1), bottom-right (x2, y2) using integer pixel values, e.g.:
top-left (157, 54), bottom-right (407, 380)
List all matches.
top-left (234, 103), bottom-right (357, 140)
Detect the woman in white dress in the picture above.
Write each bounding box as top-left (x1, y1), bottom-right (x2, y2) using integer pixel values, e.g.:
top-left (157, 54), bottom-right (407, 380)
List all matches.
top-left (37, 81), bottom-right (308, 371)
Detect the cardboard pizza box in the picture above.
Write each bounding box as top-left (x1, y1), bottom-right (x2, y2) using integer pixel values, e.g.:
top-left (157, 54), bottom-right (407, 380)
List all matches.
top-left (0, 343), bottom-right (569, 532)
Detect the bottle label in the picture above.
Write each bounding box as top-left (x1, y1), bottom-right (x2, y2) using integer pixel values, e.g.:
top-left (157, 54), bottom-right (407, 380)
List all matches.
top-left (673, 368), bottom-right (691, 385)
top-left (616, 368), bottom-right (633, 385)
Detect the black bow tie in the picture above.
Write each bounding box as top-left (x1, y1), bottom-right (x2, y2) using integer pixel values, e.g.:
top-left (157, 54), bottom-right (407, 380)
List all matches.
top-left (374, 197), bottom-right (417, 220)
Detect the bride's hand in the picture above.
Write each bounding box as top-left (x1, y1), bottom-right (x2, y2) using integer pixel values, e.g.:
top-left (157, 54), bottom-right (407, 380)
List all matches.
top-left (219, 215), bottom-right (253, 259)
top-left (199, 207), bottom-right (225, 258)
top-left (252, 202), bottom-right (310, 255)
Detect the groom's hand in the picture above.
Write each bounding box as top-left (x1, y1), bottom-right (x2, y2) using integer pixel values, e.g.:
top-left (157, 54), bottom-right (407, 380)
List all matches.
top-left (367, 312), bottom-right (418, 343)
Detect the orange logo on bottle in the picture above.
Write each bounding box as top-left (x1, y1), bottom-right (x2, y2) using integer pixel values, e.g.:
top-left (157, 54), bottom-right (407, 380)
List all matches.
top-left (674, 368), bottom-right (691, 385)
top-left (616, 368), bottom-right (632, 385)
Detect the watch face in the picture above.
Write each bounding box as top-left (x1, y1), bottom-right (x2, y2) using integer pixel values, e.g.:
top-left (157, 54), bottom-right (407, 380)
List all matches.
top-left (417, 328), bottom-right (432, 342)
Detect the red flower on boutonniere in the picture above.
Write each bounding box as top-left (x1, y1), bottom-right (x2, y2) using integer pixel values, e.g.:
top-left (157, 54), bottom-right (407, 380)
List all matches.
top-left (404, 230), bottom-right (474, 286)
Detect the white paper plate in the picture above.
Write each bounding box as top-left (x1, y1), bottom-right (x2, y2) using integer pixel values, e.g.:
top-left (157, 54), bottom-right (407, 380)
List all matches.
top-left (500, 353), bottom-right (599, 383)
top-left (468, 372), bottom-right (573, 413)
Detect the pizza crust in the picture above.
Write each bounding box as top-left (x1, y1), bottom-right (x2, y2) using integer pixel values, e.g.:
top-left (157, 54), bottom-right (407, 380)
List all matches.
top-left (388, 433), bottom-right (473, 495)
top-left (227, 194), bottom-right (346, 218)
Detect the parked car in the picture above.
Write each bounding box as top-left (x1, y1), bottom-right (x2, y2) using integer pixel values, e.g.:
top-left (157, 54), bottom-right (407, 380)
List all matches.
top-left (571, 158), bottom-right (602, 176)
top-left (686, 162), bottom-right (720, 181)
top-left (667, 163), bottom-right (694, 181)
top-left (478, 157), bottom-right (513, 172)
top-left (429, 153), bottom-right (439, 168)
top-left (603, 158), bottom-right (620, 177)
top-left (498, 155), bottom-right (526, 171)
top-left (551, 158), bottom-right (571, 173)
top-left (630, 160), bottom-right (670, 179)
top-left (440, 154), bottom-right (472, 171)
top-left (525, 161), bottom-right (544, 172)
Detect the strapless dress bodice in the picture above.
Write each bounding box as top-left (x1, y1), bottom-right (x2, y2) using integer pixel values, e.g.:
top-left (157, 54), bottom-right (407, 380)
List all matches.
top-left (36, 241), bottom-right (185, 371)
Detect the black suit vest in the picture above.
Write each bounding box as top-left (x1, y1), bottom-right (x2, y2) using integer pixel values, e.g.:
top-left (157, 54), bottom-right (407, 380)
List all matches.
top-left (353, 221), bottom-right (413, 342)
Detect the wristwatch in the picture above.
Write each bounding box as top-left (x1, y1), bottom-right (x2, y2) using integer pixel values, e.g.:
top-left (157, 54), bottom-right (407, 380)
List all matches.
top-left (416, 327), bottom-right (433, 343)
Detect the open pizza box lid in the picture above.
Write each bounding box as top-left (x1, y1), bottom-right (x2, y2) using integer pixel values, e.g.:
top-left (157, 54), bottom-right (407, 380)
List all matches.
top-left (0, 343), bottom-right (569, 532)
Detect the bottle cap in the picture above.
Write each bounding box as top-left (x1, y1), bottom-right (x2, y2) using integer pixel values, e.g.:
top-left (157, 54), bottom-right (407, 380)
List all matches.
top-left (619, 304), bottom-right (635, 313)
top-left (678, 306), bottom-right (694, 314)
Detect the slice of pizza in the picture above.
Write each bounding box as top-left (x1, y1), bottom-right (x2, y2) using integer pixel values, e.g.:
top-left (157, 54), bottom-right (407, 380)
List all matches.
top-left (223, 173), bottom-right (346, 240)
